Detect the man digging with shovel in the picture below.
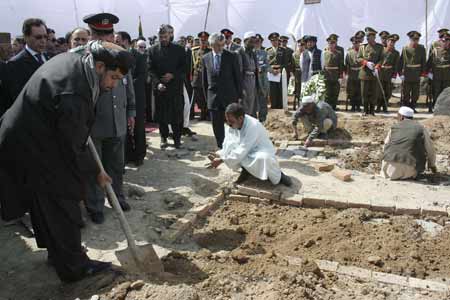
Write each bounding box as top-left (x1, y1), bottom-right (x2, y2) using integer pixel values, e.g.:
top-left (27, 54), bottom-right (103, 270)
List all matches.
top-left (0, 41), bottom-right (133, 282)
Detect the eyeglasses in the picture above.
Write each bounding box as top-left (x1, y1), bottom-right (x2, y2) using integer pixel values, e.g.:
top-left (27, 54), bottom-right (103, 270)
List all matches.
top-left (32, 34), bottom-right (48, 40)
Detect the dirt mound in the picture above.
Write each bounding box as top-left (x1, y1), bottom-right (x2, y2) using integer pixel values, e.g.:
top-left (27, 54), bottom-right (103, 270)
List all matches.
top-left (421, 116), bottom-right (450, 156)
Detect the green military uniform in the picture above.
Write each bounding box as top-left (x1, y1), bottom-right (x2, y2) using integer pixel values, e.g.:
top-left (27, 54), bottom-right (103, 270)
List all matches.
top-left (267, 32), bottom-right (288, 109)
top-left (399, 31), bottom-right (427, 110)
top-left (427, 33), bottom-right (450, 109)
top-left (377, 34), bottom-right (400, 112)
top-left (293, 50), bottom-right (302, 106)
top-left (345, 37), bottom-right (362, 111)
top-left (357, 27), bottom-right (384, 115)
top-left (280, 36), bottom-right (295, 87)
top-left (324, 34), bottom-right (345, 69)
top-left (379, 31), bottom-right (390, 47)
top-left (191, 31), bottom-right (211, 120)
top-left (323, 35), bottom-right (343, 110)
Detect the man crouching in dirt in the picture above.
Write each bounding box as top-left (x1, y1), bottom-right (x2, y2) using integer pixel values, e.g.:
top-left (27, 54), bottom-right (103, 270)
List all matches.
top-left (208, 103), bottom-right (292, 186)
top-left (381, 106), bottom-right (437, 180)
top-left (0, 41), bottom-right (133, 282)
top-left (292, 95), bottom-right (337, 147)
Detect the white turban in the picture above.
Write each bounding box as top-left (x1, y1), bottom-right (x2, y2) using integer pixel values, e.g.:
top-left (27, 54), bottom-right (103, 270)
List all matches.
top-left (137, 40), bottom-right (146, 48)
top-left (301, 95), bottom-right (315, 104)
top-left (398, 106), bottom-right (414, 118)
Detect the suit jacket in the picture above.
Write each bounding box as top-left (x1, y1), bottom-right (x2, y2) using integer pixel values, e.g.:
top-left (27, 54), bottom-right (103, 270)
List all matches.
top-left (5, 49), bottom-right (48, 108)
top-left (202, 50), bottom-right (242, 111)
top-left (0, 61), bottom-right (7, 116)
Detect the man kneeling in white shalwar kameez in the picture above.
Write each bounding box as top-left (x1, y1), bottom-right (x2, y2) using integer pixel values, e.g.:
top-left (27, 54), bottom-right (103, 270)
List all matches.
top-left (208, 103), bottom-right (292, 186)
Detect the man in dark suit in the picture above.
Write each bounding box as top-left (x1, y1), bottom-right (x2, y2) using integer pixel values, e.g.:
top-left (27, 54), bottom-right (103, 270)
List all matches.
top-left (203, 33), bottom-right (242, 149)
top-left (4, 18), bottom-right (49, 110)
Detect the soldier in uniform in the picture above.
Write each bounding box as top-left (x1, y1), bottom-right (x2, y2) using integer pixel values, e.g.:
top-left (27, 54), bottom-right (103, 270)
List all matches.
top-left (379, 31), bottom-right (390, 47)
top-left (399, 31), bottom-right (427, 111)
top-left (293, 38), bottom-right (305, 108)
top-left (345, 36), bottom-right (362, 112)
top-left (280, 35), bottom-right (295, 84)
top-left (430, 28), bottom-right (449, 52)
top-left (221, 28), bottom-right (241, 52)
top-left (255, 33), bottom-right (270, 122)
top-left (266, 32), bottom-right (287, 109)
top-left (191, 31), bottom-right (211, 120)
top-left (355, 30), bottom-right (365, 43)
top-left (427, 32), bottom-right (450, 111)
top-left (357, 27), bottom-right (384, 116)
top-left (324, 33), bottom-right (345, 72)
top-left (377, 34), bottom-right (400, 113)
top-left (323, 35), bottom-right (344, 110)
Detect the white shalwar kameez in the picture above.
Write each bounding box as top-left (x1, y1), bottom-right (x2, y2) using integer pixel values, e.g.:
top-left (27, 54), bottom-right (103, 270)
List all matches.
top-left (217, 115), bottom-right (282, 184)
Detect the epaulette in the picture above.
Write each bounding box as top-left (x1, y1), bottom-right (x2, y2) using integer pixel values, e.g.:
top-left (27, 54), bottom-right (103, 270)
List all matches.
top-left (191, 46), bottom-right (200, 51)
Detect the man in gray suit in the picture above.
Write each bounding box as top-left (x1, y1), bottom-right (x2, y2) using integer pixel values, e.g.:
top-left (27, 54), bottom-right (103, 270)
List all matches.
top-left (221, 29), bottom-right (241, 52)
top-left (203, 33), bottom-right (242, 149)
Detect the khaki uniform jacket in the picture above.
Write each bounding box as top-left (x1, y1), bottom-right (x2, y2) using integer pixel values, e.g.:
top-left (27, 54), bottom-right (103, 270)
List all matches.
top-left (399, 44), bottom-right (427, 82)
top-left (357, 42), bottom-right (384, 81)
top-left (191, 46), bottom-right (211, 87)
top-left (345, 47), bottom-right (361, 80)
top-left (427, 46), bottom-right (450, 81)
top-left (323, 49), bottom-right (343, 81)
top-left (266, 46), bottom-right (288, 71)
top-left (380, 48), bottom-right (400, 82)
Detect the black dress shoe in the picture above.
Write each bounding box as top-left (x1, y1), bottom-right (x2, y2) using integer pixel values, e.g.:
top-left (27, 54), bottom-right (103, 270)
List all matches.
top-left (90, 212), bottom-right (105, 224)
top-left (279, 172), bottom-right (293, 187)
top-left (160, 137), bottom-right (168, 149)
top-left (235, 168), bottom-right (250, 184)
top-left (182, 128), bottom-right (197, 137)
top-left (119, 201), bottom-right (131, 212)
top-left (84, 260), bottom-right (112, 276)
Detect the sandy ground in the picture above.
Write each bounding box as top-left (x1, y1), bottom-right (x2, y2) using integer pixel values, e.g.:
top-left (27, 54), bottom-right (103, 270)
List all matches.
top-left (0, 110), bottom-right (450, 300)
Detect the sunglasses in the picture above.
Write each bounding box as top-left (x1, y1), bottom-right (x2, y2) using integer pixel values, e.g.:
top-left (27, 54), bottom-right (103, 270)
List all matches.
top-left (138, 45), bottom-right (146, 49)
top-left (32, 34), bottom-right (48, 40)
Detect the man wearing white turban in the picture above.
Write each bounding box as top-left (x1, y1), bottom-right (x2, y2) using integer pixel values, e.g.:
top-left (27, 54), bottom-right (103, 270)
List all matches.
top-left (381, 106), bottom-right (436, 180)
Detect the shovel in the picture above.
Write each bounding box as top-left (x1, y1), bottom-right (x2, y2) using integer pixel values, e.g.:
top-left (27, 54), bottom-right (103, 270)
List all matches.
top-left (87, 137), bottom-right (164, 275)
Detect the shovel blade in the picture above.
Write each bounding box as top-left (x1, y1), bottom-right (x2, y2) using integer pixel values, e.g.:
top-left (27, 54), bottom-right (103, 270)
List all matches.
top-left (115, 244), bottom-right (164, 275)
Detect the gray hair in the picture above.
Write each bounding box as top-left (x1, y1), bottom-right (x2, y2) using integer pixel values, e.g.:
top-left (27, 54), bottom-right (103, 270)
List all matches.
top-left (208, 33), bottom-right (225, 45)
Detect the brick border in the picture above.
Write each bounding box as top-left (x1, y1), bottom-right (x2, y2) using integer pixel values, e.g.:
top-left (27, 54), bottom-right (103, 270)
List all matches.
top-left (231, 186), bottom-right (448, 217)
top-left (162, 191), bottom-right (226, 242)
top-left (285, 256), bottom-right (449, 294)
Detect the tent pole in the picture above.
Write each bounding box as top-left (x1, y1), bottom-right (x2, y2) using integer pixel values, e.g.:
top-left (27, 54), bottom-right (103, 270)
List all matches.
top-left (73, 0), bottom-right (80, 27)
top-left (425, 0), bottom-right (428, 50)
top-left (167, 0), bottom-right (171, 24)
top-left (204, 0), bottom-right (211, 31)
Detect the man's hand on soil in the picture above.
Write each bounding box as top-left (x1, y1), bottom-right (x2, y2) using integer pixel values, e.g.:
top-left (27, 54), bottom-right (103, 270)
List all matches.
top-left (210, 158), bottom-right (223, 169)
top-left (304, 138), bottom-right (313, 147)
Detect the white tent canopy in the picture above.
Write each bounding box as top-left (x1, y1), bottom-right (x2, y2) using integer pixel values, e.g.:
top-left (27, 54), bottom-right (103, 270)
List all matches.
top-left (1, 0), bottom-right (449, 49)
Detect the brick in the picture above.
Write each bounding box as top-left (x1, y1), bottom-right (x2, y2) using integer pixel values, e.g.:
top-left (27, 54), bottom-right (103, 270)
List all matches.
top-left (313, 163), bottom-right (335, 172)
top-left (337, 265), bottom-right (372, 280)
top-left (347, 198), bottom-right (371, 209)
top-left (325, 199), bottom-right (348, 209)
top-left (370, 198), bottom-right (395, 214)
top-left (189, 204), bottom-right (211, 218)
top-left (183, 213), bottom-right (198, 224)
top-left (228, 194), bottom-right (250, 202)
top-left (280, 192), bottom-right (303, 207)
top-left (302, 193), bottom-right (327, 208)
top-left (311, 139), bottom-right (328, 147)
top-left (258, 190), bottom-right (281, 201)
top-left (395, 205), bottom-right (421, 216)
top-left (236, 185), bottom-right (260, 197)
top-left (421, 205), bottom-right (448, 217)
top-left (287, 140), bottom-right (303, 146)
top-left (161, 229), bottom-right (180, 242)
top-left (279, 141), bottom-right (289, 149)
top-left (372, 272), bottom-right (409, 287)
top-left (331, 168), bottom-right (352, 182)
top-left (170, 218), bottom-right (191, 232)
top-left (408, 277), bottom-right (449, 293)
top-left (315, 260), bottom-right (339, 272)
top-left (249, 197), bottom-right (270, 205)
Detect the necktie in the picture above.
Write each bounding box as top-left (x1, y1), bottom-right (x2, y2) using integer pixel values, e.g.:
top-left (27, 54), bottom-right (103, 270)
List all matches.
top-left (35, 54), bottom-right (44, 65)
top-left (214, 54), bottom-right (221, 74)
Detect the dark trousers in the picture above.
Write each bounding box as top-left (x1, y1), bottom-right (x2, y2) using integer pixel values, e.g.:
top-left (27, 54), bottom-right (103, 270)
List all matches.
top-left (270, 81), bottom-right (283, 109)
top-left (159, 122), bottom-right (182, 143)
top-left (192, 87), bottom-right (208, 120)
top-left (325, 80), bottom-right (340, 110)
top-left (432, 79), bottom-right (450, 108)
top-left (402, 81), bottom-right (420, 109)
top-left (86, 136), bottom-right (126, 214)
top-left (210, 109), bottom-right (225, 149)
top-left (361, 80), bottom-right (378, 114)
top-left (377, 80), bottom-right (392, 111)
top-left (347, 78), bottom-right (361, 110)
top-left (30, 193), bottom-right (89, 282)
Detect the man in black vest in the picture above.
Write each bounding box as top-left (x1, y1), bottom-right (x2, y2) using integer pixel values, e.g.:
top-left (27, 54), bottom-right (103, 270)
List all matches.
top-left (0, 41), bottom-right (133, 282)
top-left (381, 106), bottom-right (436, 180)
